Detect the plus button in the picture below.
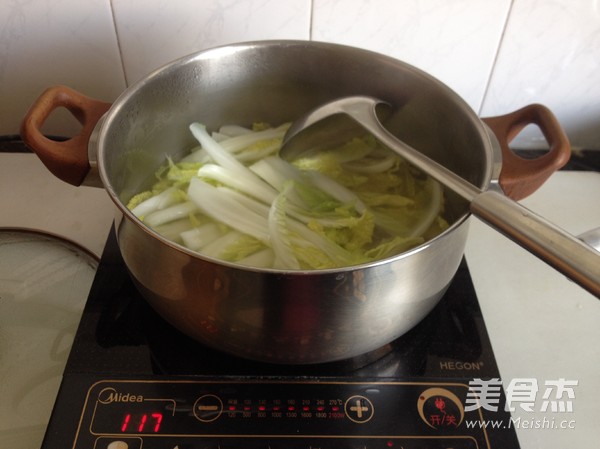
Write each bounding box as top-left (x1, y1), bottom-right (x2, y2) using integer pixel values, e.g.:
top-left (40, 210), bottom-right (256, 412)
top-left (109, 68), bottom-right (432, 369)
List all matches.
top-left (344, 395), bottom-right (374, 423)
top-left (350, 399), bottom-right (369, 418)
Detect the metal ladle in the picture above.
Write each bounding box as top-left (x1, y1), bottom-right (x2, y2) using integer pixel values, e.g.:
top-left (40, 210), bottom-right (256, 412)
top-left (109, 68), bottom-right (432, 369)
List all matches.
top-left (279, 96), bottom-right (600, 298)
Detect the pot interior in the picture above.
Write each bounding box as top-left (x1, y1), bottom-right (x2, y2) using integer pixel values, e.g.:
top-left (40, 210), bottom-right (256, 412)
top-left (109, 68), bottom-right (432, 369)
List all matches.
top-left (99, 41), bottom-right (492, 228)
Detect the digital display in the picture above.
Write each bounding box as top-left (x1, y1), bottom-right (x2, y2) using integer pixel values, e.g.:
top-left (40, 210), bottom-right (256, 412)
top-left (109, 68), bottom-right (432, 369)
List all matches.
top-left (90, 386), bottom-right (174, 435)
top-left (119, 412), bottom-right (163, 433)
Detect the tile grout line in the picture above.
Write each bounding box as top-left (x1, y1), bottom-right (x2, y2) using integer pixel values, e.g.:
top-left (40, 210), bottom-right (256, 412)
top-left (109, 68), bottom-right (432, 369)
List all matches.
top-left (308, 0), bottom-right (314, 40)
top-left (108, 0), bottom-right (129, 87)
top-left (478, 0), bottom-right (515, 116)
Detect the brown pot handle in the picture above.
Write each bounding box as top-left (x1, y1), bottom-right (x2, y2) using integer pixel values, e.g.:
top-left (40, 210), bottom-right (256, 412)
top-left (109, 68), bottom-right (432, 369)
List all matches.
top-left (20, 85), bottom-right (111, 186)
top-left (482, 104), bottom-right (570, 201)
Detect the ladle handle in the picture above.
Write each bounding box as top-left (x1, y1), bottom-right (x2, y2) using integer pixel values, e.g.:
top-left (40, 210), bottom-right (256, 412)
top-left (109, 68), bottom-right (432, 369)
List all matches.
top-left (472, 190), bottom-right (600, 298)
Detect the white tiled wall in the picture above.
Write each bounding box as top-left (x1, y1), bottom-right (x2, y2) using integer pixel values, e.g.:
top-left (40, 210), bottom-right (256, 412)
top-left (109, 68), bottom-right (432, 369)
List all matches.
top-left (480, 0), bottom-right (600, 149)
top-left (311, 0), bottom-right (512, 114)
top-left (112, 0), bottom-right (311, 85)
top-left (2, 0), bottom-right (599, 150)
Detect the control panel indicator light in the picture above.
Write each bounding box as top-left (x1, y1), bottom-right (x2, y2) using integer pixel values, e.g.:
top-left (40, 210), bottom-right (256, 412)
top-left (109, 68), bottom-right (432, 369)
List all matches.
top-left (258, 405), bottom-right (266, 411)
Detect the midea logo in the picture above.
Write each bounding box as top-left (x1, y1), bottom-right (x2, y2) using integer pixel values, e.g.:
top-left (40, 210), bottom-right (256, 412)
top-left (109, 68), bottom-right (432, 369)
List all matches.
top-left (98, 387), bottom-right (144, 404)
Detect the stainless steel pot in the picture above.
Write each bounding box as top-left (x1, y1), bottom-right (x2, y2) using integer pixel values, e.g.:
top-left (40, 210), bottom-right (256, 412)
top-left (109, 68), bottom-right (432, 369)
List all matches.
top-left (21, 41), bottom-right (571, 364)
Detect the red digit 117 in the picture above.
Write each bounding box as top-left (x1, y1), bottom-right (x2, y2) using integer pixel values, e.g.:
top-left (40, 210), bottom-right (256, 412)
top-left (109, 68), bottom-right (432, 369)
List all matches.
top-left (121, 413), bottom-right (163, 433)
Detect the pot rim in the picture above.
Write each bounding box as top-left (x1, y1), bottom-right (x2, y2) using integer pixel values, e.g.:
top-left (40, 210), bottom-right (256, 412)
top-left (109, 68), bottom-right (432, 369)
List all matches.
top-left (95, 40), bottom-right (496, 275)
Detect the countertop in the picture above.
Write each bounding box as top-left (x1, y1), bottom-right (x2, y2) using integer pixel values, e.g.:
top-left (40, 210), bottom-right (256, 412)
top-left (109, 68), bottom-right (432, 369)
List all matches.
top-left (1, 151), bottom-right (599, 448)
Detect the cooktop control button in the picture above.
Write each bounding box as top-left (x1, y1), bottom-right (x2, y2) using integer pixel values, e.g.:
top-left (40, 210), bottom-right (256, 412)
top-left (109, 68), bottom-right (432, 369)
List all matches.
top-left (95, 437), bottom-right (142, 449)
top-left (344, 395), bottom-right (374, 423)
top-left (193, 394), bottom-right (223, 422)
top-left (107, 442), bottom-right (129, 449)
